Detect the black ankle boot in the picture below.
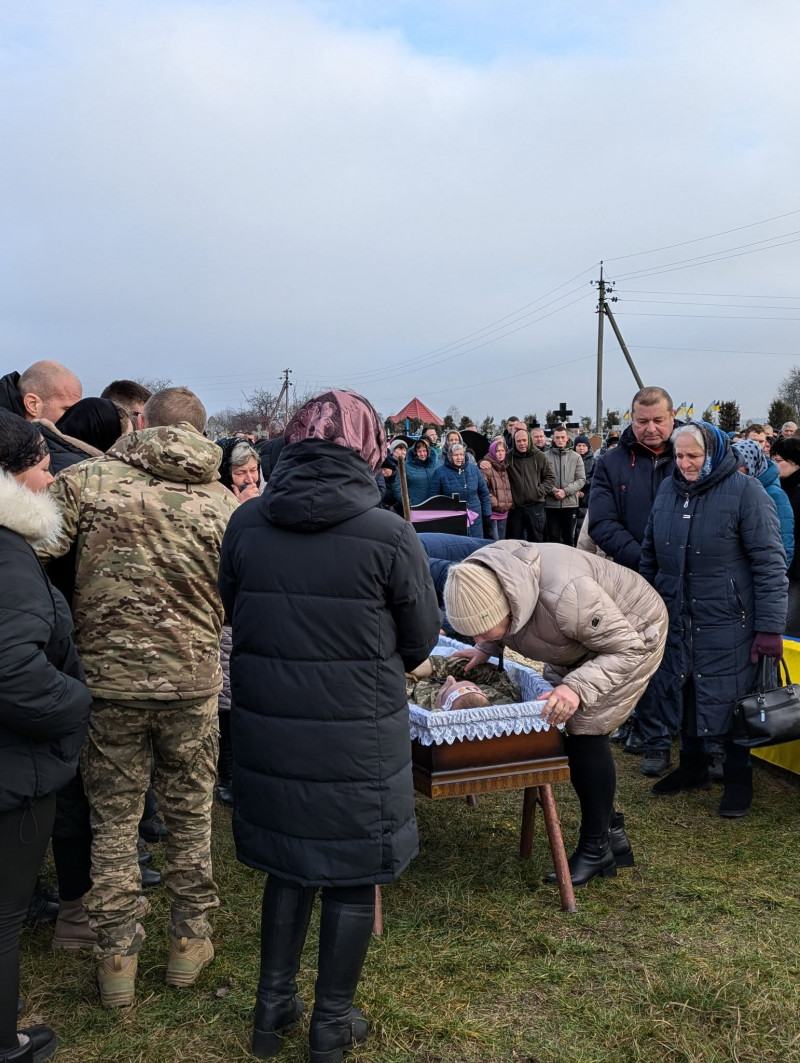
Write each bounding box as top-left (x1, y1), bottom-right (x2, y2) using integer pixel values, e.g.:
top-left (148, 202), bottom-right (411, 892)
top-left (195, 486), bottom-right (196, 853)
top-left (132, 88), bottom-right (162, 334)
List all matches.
top-left (608, 811), bottom-right (634, 868)
top-left (0, 1026), bottom-right (58, 1063)
top-left (544, 833), bottom-right (617, 887)
top-left (718, 758), bottom-right (753, 818)
top-left (309, 898), bottom-right (374, 1063)
top-left (252, 883), bottom-right (316, 1060)
top-left (652, 752), bottom-right (710, 796)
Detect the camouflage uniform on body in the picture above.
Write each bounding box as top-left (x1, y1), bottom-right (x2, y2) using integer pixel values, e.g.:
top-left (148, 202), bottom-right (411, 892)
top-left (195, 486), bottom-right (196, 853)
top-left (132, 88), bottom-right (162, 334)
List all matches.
top-left (405, 654), bottom-right (520, 710)
top-left (39, 423), bottom-right (239, 958)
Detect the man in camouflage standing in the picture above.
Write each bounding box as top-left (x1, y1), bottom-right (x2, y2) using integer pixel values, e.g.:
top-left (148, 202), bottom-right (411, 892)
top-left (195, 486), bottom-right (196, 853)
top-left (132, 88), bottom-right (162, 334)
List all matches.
top-left (39, 387), bottom-right (238, 1007)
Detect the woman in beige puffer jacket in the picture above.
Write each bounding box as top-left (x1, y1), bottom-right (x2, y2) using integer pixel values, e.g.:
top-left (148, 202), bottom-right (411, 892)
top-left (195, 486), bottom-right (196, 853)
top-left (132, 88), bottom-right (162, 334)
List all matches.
top-left (443, 540), bottom-right (668, 885)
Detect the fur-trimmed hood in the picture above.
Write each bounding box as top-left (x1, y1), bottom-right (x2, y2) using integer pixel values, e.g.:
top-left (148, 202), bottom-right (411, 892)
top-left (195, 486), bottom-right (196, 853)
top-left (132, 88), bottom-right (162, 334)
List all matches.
top-left (0, 470), bottom-right (63, 547)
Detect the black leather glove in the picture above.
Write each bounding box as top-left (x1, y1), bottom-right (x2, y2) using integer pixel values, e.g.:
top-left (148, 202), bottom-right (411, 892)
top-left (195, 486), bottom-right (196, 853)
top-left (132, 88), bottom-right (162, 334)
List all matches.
top-left (482, 516), bottom-right (494, 538)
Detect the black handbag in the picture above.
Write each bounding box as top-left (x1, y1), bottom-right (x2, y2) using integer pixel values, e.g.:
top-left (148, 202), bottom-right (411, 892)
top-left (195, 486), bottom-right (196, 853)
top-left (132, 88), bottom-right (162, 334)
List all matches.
top-left (732, 656), bottom-right (800, 748)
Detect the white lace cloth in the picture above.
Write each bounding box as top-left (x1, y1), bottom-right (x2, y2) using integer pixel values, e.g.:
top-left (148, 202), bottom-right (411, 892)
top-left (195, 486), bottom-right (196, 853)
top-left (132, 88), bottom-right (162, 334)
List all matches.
top-left (408, 636), bottom-right (556, 746)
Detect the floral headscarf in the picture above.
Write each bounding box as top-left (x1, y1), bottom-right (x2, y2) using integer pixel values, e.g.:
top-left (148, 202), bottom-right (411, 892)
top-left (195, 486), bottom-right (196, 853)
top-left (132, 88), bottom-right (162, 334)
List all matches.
top-left (732, 439), bottom-right (770, 479)
top-left (284, 390), bottom-right (385, 472)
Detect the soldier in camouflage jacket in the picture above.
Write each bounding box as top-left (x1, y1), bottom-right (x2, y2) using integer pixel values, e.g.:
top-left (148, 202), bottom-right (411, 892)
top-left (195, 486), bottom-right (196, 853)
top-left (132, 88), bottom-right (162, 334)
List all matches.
top-left (39, 422), bottom-right (238, 700)
top-left (38, 413), bottom-right (239, 1004)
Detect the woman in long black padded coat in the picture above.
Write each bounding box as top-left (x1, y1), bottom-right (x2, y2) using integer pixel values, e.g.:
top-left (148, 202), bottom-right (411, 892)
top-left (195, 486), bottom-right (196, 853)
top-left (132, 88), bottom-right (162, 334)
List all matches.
top-left (641, 421), bottom-right (787, 819)
top-left (0, 410), bottom-right (91, 1063)
top-left (219, 390), bottom-right (440, 1063)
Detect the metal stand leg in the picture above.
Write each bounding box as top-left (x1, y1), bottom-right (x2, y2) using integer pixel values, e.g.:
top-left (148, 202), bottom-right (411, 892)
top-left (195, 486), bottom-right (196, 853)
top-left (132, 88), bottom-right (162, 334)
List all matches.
top-left (373, 885), bottom-right (383, 935)
top-left (520, 787), bottom-right (537, 858)
top-left (538, 784), bottom-right (577, 913)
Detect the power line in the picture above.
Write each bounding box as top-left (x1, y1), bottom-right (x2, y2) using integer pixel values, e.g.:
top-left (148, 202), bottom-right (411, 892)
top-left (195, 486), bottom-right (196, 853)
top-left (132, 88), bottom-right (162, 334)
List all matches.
top-left (605, 208), bottom-right (800, 263)
top-left (611, 232), bottom-right (800, 283)
top-left (324, 285), bottom-right (594, 385)
top-left (332, 291), bottom-right (595, 388)
top-left (619, 299), bottom-right (800, 311)
top-left (603, 232), bottom-right (798, 282)
top-left (614, 311), bottom-right (800, 321)
top-left (626, 344), bottom-right (800, 358)
top-left (373, 352), bottom-right (597, 405)
top-left (614, 288), bottom-right (800, 299)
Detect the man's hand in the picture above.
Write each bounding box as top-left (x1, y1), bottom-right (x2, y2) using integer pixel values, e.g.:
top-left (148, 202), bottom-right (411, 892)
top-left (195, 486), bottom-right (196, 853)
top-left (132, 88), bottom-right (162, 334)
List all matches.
top-left (233, 483), bottom-right (260, 503)
top-left (543, 684), bottom-right (580, 726)
top-left (450, 647), bottom-right (491, 673)
top-left (554, 488), bottom-right (566, 500)
top-left (479, 460), bottom-right (491, 472)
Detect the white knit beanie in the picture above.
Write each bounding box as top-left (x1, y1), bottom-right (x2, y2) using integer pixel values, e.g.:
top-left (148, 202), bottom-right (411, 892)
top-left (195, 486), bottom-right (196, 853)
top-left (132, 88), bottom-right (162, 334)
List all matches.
top-left (444, 562), bottom-right (511, 637)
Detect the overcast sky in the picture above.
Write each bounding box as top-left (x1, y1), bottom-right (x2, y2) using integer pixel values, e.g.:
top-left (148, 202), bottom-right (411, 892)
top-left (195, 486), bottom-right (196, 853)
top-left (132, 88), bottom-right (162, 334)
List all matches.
top-left (2, 0), bottom-right (799, 426)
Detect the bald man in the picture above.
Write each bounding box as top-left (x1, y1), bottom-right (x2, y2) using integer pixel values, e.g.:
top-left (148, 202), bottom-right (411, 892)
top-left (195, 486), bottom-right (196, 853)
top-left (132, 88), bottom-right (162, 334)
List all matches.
top-left (0, 360), bottom-right (82, 423)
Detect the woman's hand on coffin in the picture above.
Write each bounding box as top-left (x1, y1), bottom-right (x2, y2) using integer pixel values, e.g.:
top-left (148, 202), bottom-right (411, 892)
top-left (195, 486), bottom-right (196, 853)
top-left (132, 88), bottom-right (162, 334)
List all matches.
top-left (543, 684), bottom-right (580, 726)
top-left (450, 647), bottom-right (491, 673)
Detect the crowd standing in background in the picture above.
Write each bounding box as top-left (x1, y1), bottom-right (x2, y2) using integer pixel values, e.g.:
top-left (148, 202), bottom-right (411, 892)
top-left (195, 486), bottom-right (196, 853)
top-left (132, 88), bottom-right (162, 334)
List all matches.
top-left (0, 359), bottom-right (797, 1061)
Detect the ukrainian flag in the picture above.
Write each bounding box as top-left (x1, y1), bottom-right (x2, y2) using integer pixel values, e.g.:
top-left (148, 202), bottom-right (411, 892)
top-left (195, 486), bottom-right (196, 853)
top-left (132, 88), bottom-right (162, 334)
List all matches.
top-left (623, 409), bottom-right (631, 421)
top-left (687, 402), bottom-right (694, 417)
top-left (713, 399), bottom-right (721, 412)
top-left (676, 401), bottom-right (687, 416)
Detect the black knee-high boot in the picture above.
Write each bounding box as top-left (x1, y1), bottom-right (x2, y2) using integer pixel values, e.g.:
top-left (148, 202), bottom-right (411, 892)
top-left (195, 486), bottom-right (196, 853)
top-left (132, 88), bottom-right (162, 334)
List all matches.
top-left (546, 734), bottom-right (617, 886)
top-left (309, 891), bottom-right (375, 1063)
top-left (252, 878), bottom-right (316, 1060)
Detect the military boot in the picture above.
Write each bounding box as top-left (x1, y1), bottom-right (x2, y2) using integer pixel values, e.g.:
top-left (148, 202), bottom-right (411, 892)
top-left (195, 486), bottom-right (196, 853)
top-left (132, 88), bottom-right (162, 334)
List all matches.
top-left (165, 935), bottom-right (214, 987)
top-left (97, 953), bottom-right (138, 1008)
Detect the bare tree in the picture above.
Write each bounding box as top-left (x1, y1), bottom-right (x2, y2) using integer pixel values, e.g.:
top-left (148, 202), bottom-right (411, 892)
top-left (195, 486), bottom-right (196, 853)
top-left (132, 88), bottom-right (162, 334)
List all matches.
top-left (135, 375), bottom-right (173, 392)
top-left (779, 366), bottom-right (800, 413)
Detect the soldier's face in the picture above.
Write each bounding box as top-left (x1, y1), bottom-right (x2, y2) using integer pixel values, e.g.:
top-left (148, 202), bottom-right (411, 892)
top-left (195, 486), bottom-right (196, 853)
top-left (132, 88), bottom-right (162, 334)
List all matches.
top-left (434, 675), bottom-right (487, 712)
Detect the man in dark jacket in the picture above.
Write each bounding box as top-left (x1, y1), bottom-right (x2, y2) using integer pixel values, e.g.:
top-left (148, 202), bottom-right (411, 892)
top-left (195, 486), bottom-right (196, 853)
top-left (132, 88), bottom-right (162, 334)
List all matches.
top-left (219, 390), bottom-right (440, 1061)
top-left (0, 363), bottom-right (86, 477)
top-left (504, 427), bottom-right (556, 542)
top-left (587, 386), bottom-right (677, 774)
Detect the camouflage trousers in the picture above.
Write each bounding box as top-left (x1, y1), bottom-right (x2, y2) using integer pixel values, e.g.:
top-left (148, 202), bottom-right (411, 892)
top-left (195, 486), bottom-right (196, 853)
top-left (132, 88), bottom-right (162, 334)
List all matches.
top-left (81, 695), bottom-right (219, 958)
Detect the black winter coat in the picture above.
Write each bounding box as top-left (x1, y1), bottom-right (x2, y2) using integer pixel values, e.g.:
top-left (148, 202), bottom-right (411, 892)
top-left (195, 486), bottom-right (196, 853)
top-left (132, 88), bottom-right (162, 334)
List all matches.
top-left (640, 452), bottom-right (788, 738)
top-left (0, 522), bottom-right (91, 813)
top-left (219, 439), bottom-right (441, 887)
top-left (589, 424), bottom-right (676, 570)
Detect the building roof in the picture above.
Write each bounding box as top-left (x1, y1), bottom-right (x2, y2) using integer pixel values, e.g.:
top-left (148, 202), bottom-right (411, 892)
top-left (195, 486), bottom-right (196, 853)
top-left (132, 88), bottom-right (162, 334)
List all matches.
top-left (390, 397), bottom-right (443, 426)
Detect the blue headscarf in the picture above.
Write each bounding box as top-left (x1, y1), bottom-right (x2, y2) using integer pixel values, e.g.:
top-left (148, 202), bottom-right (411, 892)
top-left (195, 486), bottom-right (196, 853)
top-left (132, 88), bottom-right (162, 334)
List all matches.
top-left (674, 420), bottom-right (730, 482)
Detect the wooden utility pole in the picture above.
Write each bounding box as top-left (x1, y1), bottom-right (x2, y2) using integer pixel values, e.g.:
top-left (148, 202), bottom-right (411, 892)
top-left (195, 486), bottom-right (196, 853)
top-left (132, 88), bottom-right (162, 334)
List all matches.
top-left (595, 264), bottom-right (606, 434)
top-left (266, 368), bottom-right (293, 434)
top-left (594, 266), bottom-right (644, 433)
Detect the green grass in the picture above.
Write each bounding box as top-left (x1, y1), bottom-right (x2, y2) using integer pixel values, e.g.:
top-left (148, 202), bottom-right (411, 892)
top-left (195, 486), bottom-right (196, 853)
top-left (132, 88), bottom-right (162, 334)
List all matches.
top-left (19, 750), bottom-right (800, 1063)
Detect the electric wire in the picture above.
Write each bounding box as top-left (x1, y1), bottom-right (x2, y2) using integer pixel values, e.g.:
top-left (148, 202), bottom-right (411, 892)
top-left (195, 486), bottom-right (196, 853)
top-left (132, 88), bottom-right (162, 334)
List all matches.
top-left (604, 208), bottom-right (800, 263)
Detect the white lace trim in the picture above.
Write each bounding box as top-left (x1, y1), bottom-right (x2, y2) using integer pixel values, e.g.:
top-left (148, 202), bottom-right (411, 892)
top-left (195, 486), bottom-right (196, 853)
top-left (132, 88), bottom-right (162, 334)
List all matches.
top-left (409, 637), bottom-right (557, 746)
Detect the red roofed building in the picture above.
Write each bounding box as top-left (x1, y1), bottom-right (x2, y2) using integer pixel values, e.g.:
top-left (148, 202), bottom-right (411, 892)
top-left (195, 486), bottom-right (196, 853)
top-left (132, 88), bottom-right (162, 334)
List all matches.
top-left (389, 397), bottom-right (443, 426)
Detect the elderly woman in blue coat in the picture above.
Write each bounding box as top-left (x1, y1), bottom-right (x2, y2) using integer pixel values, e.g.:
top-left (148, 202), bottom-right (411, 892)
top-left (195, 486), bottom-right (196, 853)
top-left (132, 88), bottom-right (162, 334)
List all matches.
top-left (430, 442), bottom-right (492, 538)
top-left (640, 422), bottom-right (787, 817)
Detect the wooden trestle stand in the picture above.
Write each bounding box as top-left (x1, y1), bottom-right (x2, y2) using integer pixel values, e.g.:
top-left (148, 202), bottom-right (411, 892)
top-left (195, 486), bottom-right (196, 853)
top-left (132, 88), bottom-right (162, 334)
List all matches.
top-left (373, 723), bottom-right (577, 933)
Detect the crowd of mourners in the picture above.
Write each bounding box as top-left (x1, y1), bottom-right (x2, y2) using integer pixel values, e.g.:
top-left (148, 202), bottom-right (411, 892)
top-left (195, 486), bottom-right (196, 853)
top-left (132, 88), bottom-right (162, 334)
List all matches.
top-left (0, 362), bottom-right (795, 1063)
